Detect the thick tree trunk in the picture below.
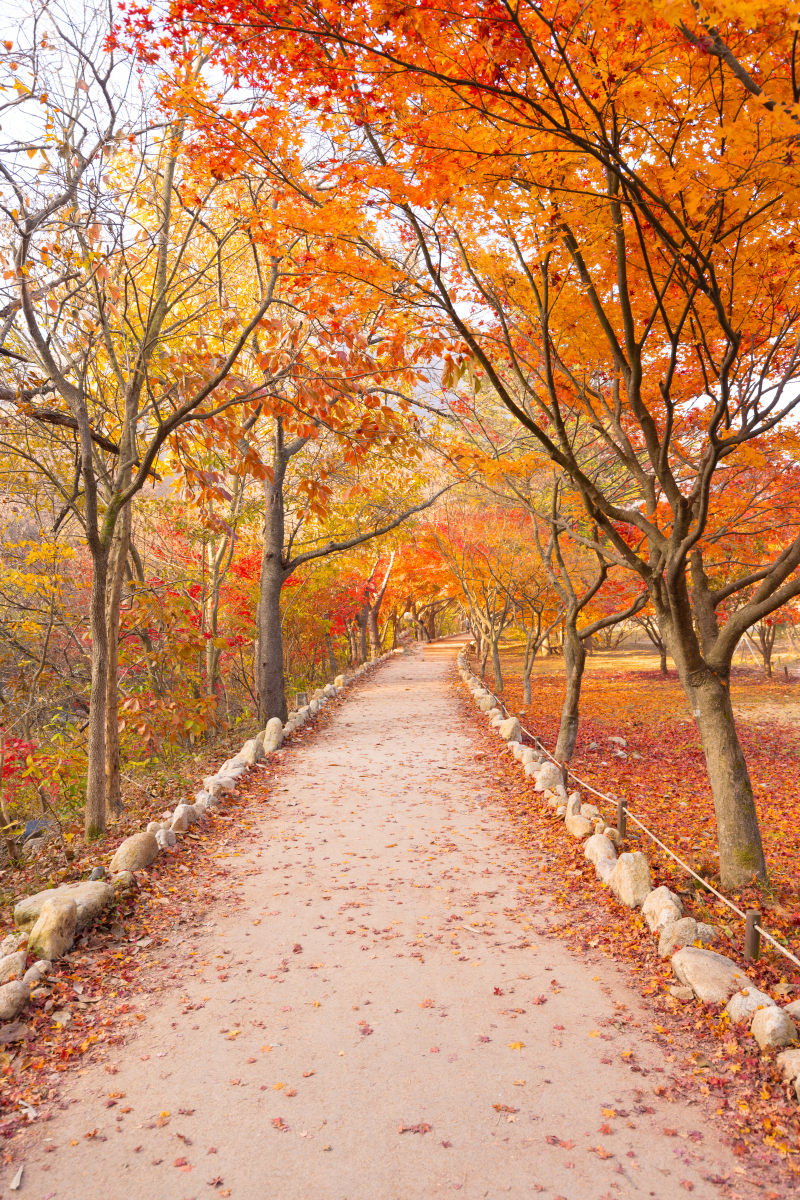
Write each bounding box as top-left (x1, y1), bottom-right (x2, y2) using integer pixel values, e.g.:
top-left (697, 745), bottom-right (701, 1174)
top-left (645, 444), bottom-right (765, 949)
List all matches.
top-left (659, 647), bottom-right (668, 677)
top-left (256, 467), bottom-right (289, 724)
top-left (256, 557), bottom-right (287, 723)
top-left (85, 547), bottom-right (110, 839)
top-left (554, 621), bottom-right (587, 762)
top-left (658, 592), bottom-right (766, 887)
top-left (490, 638), bottom-right (503, 692)
top-left (104, 500), bottom-right (131, 820)
top-left (690, 666), bottom-right (766, 886)
top-left (366, 552), bottom-right (394, 660)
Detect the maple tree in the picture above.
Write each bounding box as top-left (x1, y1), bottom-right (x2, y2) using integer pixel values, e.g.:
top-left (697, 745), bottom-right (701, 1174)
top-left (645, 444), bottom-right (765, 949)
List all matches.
top-left (175, 0), bottom-right (800, 886)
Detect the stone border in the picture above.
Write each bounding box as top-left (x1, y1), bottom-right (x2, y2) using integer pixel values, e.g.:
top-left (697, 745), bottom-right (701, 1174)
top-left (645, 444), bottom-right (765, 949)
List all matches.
top-left (0, 649), bottom-right (404, 1032)
top-left (455, 649), bottom-right (800, 1094)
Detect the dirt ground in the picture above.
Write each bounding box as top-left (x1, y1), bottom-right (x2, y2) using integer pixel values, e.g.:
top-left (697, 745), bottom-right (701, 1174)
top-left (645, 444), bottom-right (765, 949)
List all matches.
top-left (3, 640), bottom-right (756, 1200)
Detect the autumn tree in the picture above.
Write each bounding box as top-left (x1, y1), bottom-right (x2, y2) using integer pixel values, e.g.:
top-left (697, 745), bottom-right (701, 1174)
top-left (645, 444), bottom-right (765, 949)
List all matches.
top-left (181, 0), bottom-right (800, 886)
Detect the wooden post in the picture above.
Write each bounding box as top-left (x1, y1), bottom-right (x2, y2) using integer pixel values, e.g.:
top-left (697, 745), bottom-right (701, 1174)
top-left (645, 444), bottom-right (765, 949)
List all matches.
top-left (744, 910), bottom-right (761, 961)
top-left (295, 691), bottom-right (308, 708)
top-left (617, 796), bottom-right (627, 841)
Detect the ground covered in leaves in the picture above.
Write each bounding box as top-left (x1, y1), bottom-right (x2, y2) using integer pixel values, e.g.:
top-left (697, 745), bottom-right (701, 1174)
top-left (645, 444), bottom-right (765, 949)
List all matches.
top-left (464, 645), bottom-right (800, 1181)
top-left (0, 731), bottom-right (300, 1145)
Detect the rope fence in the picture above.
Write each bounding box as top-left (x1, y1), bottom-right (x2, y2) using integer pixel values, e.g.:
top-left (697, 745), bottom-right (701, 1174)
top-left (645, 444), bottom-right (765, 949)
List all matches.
top-left (462, 656), bottom-right (800, 974)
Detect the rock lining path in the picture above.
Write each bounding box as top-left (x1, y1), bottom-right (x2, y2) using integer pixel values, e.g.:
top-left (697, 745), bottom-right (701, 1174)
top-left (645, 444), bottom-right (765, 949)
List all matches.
top-left (16, 640), bottom-right (742, 1199)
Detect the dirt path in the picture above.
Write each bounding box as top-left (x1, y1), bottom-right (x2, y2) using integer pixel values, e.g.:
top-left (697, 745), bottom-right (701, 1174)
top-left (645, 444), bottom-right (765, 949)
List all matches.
top-left (15, 640), bottom-right (743, 1199)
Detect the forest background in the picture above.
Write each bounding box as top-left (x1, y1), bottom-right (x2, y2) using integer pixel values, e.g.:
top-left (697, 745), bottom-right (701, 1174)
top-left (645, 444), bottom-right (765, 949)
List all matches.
top-left (1, 0), bottom-right (800, 953)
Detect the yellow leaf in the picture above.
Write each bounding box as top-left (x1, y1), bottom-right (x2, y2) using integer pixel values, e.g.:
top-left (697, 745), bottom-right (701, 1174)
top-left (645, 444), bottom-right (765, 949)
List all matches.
top-left (508, 1041), bottom-right (525, 1050)
top-left (589, 1030), bottom-right (601, 1037)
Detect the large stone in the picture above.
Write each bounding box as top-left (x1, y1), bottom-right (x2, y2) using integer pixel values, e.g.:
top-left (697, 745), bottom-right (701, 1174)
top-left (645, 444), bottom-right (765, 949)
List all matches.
top-left (564, 794), bottom-right (593, 840)
top-left (238, 738), bottom-right (264, 766)
top-left (108, 831), bottom-right (159, 873)
top-left (724, 986), bottom-right (776, 1024)
top-left (264, 716), bottom-right (284, 752)
top-left (478, 695), bottom-right (497, 712)
top-left (171, 806), bottom-right (192, 833)
top-left (28, 895), bottom-right (77, 960)
top-left (0, 951), bottom-right (27, 984)
top-left (156, 828), bottom-right (177, 849)
top-left (750, 1006), bottom-right (797, 1050)
top-left (0, 933), bottom-right (27, 956)
top-left (323, 684), bottom-right (337, 698)
top-left (642, 886), bottom-right (684, 933)
top-left (521, 748), bottom-right (537, 766)
top-left (14, 881), bottom-right (113, 934)
top-left (607, 852), bottom-right (652, 908)
top-left (499, 716), bottom-right (522, 743)
top-left (658, 917), bottom-right (716, 959)
top-left (783, 1000), bottom-right (800, 1021)
top-left (0, 981), bottom-right (29, 1022)
top-left (23, 960), bottom-right (50, 988)
top-left (776, 1048), bottom-right (800, 1083)
top-left (334, 674), bottom-right (347, 688)
top-left (671, 947), bottom-right (749, 1004)
top-left (584, 833), bottom-right (617, 882)
top-left (535, 761), bottom-right (563, 793)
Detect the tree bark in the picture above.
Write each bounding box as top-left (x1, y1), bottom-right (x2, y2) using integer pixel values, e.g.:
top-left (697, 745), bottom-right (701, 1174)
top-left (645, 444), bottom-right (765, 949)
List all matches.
top-left (691, 665), bottom-right (766, 884)
top-left (256, 457), bottom-right (290, 724)
top-left (366, 552), bottom-right (395, 660)
top-left (490, 637), bottom-right (503, 691)
top-left (657, 584), bottom-right (767, 888)
top-left (85, 545), bottom-right (110, 839)
top-left (104, 499), bottom-right (131, 820)
top-left (554, 620), bottom-right (586, 761)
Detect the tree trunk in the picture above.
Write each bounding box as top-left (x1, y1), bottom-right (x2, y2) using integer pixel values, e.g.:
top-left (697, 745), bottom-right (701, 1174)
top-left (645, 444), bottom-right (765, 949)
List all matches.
top-left (490, 638), bottom-right (503, 691)
top-left (554, 620), bottom-right (587, 762)
top-left (690, 666), bottom-right (767, 886)
top-left (366, 552), bottom-right (394, 659)
top-left (522, 629), bottom-right (536, 706)
top-left (659, 601), bottom-right (767, 888)
top-left (256, 464), bottom-right (289, 724)
top-left (85, 545), bottom-right (110, 839)
top-left (104, 500), bottom-right (131, 820)
top-left (357, 606), bottom-right (368, 663)
top-left (347, 620), bottom-right (358, 666)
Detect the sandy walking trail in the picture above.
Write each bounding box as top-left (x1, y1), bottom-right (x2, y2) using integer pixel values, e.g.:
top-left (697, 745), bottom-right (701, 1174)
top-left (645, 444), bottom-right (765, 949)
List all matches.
top-left (17, 640), bottom-right (741, 1199)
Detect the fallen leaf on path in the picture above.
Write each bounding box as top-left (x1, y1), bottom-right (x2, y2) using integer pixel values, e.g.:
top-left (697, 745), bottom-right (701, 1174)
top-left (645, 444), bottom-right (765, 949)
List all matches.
top-left (591, 1146), bottom-right (614, 1160)
top-left (430, 1047), bottom-right (440, 1053)
top-left (9, 1165), bottom-right (23, 1191)
top-left (513, 1080), bottom-right (525, 1086)
top-left (680, 1184), bottom-right (694, 1193)
top-left (508, 1042), bottom-right (524, 1050)
top-left (493, 988), bottom-right (503, 995)
top-left (207, 1176), bottom-right (224, 1187)
top-left (398, 1123), bottom-right (432, 1135)
top-left (419, 998), bottom-right (434, 1008)
top-left (302, 1070), bottom-right (315, 1077)
top-left (532, 996), bottom-right (548, 1005)
top-left (493, 1104), bottom-right (518, 1114)
top-left (271, 1117), bottom-right (289, 1132)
